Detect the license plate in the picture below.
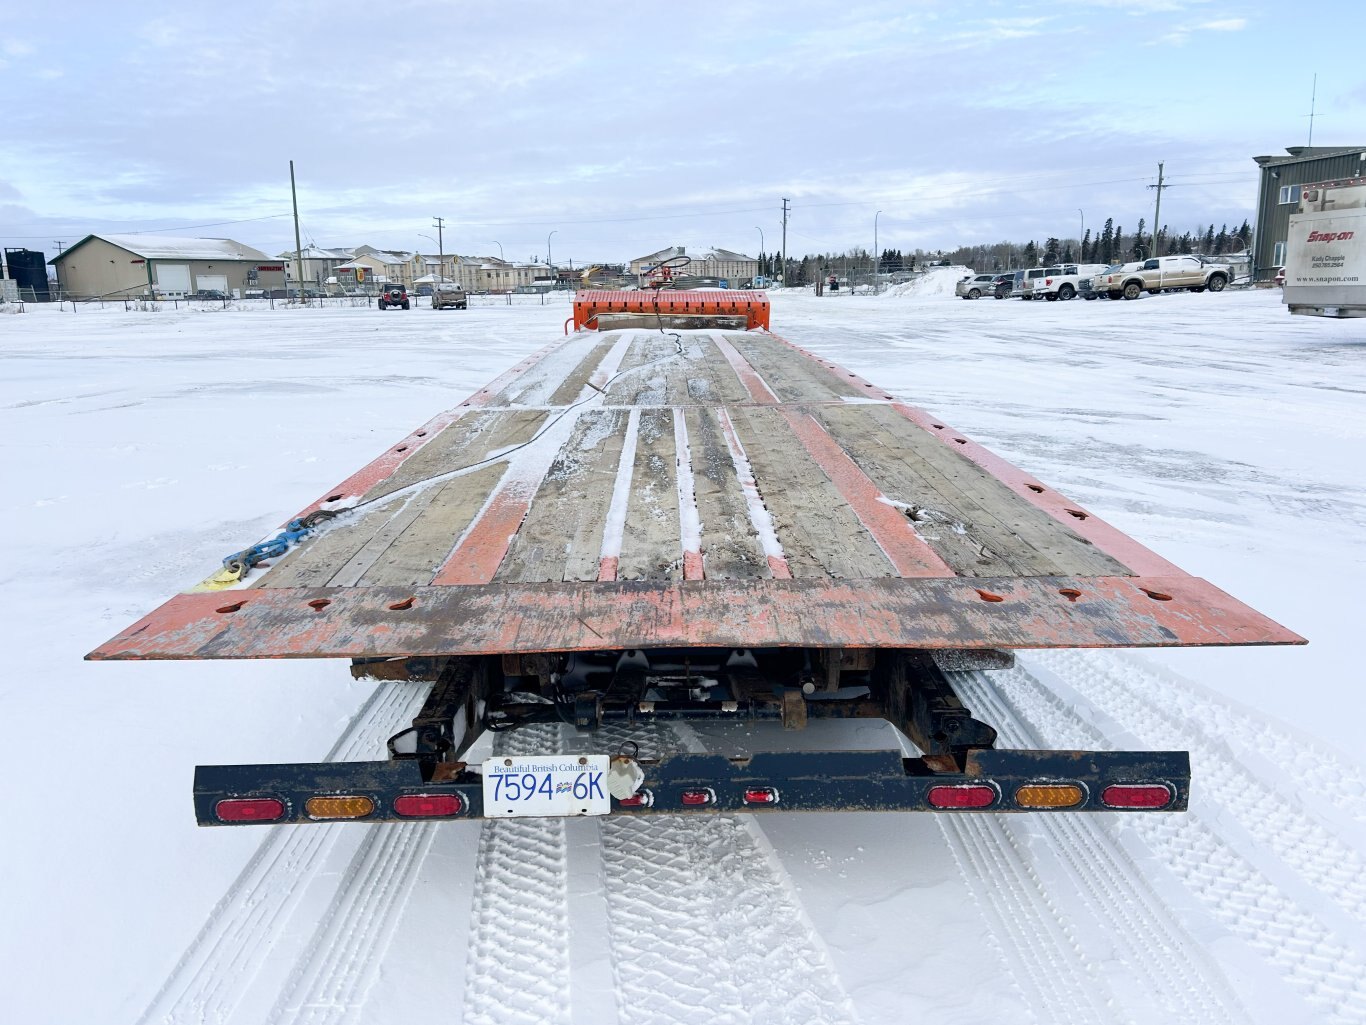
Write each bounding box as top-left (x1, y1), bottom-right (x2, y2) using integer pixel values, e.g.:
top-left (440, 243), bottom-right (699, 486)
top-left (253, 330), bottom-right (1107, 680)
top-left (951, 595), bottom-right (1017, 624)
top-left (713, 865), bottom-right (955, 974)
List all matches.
top-left (482, 755), bottom-right (610, 817)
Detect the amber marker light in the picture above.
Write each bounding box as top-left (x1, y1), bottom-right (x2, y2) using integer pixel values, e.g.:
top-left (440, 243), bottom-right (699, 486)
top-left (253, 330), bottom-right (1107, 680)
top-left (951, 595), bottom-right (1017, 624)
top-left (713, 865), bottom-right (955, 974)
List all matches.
top-left (305, 795), bottom-right (375, 820)
top-left (1016, 784), bottom-right (1085, 809)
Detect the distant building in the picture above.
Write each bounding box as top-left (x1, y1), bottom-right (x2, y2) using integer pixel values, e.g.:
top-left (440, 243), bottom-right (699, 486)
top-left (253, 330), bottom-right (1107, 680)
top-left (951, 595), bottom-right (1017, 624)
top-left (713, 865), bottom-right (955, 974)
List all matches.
top-left (1253, 145), bottom-right (1366, 280)
top-left (4, 248), bottom-right (50, 301)
top-left (335, 250), bottom-right (410, 289)
top-left (279, 246), bottom-right (354, 291)
top-left (628, 245), bottom-right (758, 285)
top-left (50, 234), bottom-right (276, 299)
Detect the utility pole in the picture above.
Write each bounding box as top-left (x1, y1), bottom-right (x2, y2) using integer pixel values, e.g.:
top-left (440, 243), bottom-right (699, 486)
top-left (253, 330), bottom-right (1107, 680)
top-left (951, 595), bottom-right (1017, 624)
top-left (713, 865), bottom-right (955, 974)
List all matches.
top-left (874, 210), bottom-right (882, 293)
top-left (1307, 73), bottom-right (1317, 146)
top-left (780, 198), bottom-right (790, 288)
top-left (1146, 162), bottom-right (1167, 258)
top-left (289, 160), bottom-right (305, 300)
top-left (433, 216), bottom-right (446, 284)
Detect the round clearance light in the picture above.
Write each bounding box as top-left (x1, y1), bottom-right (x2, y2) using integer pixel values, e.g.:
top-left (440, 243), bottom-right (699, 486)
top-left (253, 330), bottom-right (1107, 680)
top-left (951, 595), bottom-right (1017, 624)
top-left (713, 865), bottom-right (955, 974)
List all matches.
top-left (394, 793), bottom-right (465, 818)
top-left (1101, 784), bottom-right (1173, 810)
top-left (927, 784), bottom-right (997, 809)
top-left (305, 795), bottom-right (375, 820)
top-left (1016, 784), bottom-right (1084, 809)
top-left (215, 798), bottom-right (285, 823)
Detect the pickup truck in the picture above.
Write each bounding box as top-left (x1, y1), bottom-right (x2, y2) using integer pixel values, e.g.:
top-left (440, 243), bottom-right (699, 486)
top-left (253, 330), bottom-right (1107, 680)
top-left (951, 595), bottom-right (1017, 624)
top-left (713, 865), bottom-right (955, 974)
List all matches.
top-left (1030, 263), bottom-right (1108, 301)
top-left (1104, 255), bottom-right (1233, 300)
top-left (432, 285), bottom-right (468, 310)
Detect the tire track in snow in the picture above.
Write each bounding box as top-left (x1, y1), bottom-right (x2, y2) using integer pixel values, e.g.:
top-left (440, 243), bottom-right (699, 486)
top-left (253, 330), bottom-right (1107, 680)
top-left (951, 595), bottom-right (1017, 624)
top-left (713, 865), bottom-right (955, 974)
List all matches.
top-left (992, 655), bottom-right (1366, 1024)
top-left (266, 820), bottom-right (438, 1024)
top-left (136, 680), bottom-right (429, 1025)
top-left (953, 670), bottom-right (1250, 1024)
top-left (595, 723), bottom-right (859, 1025)
top-left (937, 814), bottom-right (1109, 1024)
top-left (1030, 650), bottom-right (1366, 932)
top-left (461, 724), bottom-right (573, 1025)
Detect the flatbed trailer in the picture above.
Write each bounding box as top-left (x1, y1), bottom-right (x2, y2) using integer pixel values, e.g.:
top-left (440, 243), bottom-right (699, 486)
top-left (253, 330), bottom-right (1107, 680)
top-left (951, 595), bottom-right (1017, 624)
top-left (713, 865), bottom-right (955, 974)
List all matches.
top-left (90, 291), bottom-right (1303, 825)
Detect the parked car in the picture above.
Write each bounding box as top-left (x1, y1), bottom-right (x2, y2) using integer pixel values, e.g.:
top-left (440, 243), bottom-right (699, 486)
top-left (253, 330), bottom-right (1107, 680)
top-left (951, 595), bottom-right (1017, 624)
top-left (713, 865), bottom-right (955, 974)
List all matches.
top-left (990, 272), bottom-right (1015, 298)
top-left (432, 285), bottom-right (468, 310)
top-left (378, 284), bottom-right (410, 310)
top-left (955, 273), bottom-right (1000, 300)
top-left (243, 288), bottom-right (268, 300)
top-left (190, 289), bottom-right (230, 301)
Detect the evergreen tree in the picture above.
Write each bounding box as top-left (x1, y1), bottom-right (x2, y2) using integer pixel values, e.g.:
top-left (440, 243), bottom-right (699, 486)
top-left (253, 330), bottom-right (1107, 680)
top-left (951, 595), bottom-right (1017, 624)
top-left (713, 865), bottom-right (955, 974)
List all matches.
top-left (1099, 218), bottom-right (1114, 263)
top-left (1237, 220), bottom-right (1252, 249)
top-left (1214, 223), bottom-right (1229, 254)
top-left (1203, 225), bottom-right (1215, 253)
top-left (1114, 226), bottom-right (1125, 260)
top-left (1023, 240), bottom-right (1038, 265)
top-left (1081, 228), bottom-right (1092, 262)
top-left (1043, 237), bottom-right (1061, 263)
top-left (1135, 218), bottom-right (1147, 258)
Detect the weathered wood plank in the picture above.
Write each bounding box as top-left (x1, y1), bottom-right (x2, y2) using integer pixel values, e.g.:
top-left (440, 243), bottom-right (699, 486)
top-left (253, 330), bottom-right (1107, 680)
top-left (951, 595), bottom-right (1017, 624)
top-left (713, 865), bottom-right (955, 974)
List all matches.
top-left (361, 408), bottom-right (548, 503)
top-left (729, 405), bottom-right (894, 579)
top-left (617, 408), bottom-right (682, 581)
top-left (547, 336), bottom-right (617, 406)
top-left (815, 403), bottom-right (1130, 577)
top-left (725, 331), bottom-right (865, 402)
top-left (496, 408), bottom-right (629, 583)
top-left (685, 406), bottom-right (769, 579)
top-left (358, 463), bottom-right (508, 586)
top-left (254, 496), bottom-right (408, 588)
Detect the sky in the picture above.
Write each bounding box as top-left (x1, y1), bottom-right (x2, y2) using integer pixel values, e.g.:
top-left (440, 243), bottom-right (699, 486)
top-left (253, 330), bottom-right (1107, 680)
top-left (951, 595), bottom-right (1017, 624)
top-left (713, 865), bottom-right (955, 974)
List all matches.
top-left (2, 0), bottom-right (1364, 266)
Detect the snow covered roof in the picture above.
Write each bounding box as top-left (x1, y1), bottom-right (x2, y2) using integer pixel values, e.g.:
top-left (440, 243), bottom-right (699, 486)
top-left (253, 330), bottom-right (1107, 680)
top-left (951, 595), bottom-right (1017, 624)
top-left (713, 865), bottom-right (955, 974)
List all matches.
top-left (69, 234), bottom-right (271, 262)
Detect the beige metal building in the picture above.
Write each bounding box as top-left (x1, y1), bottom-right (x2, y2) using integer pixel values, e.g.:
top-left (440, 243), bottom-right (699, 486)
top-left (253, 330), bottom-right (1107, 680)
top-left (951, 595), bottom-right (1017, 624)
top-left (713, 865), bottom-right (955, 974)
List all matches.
top-left (51, 234), bottom-right (276, 299)
top-left (629, 246), bottom-right (758, 284)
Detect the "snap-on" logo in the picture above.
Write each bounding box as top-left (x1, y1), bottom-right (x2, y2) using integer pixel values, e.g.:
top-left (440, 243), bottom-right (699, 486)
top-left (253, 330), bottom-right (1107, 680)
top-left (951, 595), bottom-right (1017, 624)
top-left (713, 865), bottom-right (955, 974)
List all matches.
top-left (1307, 230), bottom-right (1354, 242)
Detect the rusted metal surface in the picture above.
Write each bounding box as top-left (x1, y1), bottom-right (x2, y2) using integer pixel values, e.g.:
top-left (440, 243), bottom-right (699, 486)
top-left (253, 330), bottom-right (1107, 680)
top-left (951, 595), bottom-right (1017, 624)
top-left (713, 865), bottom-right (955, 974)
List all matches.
top-left (89, 574), bottom-right (1303, 661)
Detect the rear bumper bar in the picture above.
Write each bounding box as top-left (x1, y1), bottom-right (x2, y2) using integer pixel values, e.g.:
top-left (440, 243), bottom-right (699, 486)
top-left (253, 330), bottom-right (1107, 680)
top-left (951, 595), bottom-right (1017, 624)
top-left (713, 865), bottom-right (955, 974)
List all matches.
top-left (194, 748), bottom-right (1190, 825)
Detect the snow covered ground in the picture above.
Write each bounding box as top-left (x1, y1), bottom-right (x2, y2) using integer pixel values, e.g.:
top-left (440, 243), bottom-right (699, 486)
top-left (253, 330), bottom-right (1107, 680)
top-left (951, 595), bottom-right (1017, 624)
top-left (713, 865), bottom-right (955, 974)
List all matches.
top-left (4, 279), bottom-right (1365, 1024)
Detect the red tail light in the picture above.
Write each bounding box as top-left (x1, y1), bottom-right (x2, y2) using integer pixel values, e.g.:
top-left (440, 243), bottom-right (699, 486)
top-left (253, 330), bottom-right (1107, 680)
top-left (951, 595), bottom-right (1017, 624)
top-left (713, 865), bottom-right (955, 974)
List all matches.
top-left (681, 789), bottom-right (714, 806)
top-left (216, 798), bottom-right (285, 823)
top-left (927, 784), bottom-right (996, 809)
top-left (1101, 784), bottom-right (1172, 809)
top-left (742, 787), bottom-right (779, 805)
top-left (616, 790), bottom-right (652, 808)
top-left (394, 793), bottom-right (465, 818)
top-left (1045, 278), bottom-right (1053, 285)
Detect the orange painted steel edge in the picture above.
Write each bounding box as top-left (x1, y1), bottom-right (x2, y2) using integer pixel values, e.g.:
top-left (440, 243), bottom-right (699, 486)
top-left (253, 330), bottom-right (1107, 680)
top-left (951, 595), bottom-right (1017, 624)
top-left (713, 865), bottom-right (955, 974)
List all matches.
top-left (572, 290), bottom-right (771, 331)
top-left (86, 575), bottom-right (1305, 662)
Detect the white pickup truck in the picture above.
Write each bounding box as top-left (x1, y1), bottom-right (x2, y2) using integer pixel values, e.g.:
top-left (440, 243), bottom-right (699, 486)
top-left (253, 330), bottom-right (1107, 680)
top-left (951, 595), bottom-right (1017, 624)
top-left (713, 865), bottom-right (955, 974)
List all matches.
top-left (1030, 263), bottom-right (1108, 301)
top-left (1102, 255), bottom-right (1233, 300)
top-left (1283, 178), bottom-right (1365, 318)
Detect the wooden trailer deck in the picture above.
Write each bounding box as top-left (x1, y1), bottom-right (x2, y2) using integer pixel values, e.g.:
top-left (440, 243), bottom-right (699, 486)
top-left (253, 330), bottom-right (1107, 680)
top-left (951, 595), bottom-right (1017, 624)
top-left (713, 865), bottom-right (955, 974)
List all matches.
top-left (90, 319), bottom-right (1303, 660)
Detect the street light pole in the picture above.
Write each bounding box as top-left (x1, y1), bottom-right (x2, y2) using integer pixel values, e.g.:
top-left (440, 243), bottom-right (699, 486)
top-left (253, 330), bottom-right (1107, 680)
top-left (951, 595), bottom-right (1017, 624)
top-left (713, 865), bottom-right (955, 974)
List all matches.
top-left (1078, 209), bottom-right (1084, 261)
top-left (874, 210), bottom-right (882, 293)
top-left (486, 240), bottom-right (503, 261)
top-left (547, 230), bottom-right (557, 273)
top-left (432, 217), bottom-right (445, 285)
top-left (754, 226), bottom-right (764, 284)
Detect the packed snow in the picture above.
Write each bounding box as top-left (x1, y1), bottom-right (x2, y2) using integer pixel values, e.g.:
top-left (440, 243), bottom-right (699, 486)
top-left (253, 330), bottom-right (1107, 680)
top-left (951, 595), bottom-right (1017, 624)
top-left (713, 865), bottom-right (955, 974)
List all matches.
top-left (3, 278), bottom-right (1365, 1025)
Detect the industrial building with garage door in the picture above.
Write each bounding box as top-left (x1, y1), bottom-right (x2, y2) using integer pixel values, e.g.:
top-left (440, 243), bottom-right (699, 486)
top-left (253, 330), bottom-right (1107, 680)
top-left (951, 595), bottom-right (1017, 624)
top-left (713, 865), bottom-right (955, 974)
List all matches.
top-left (49, 234), bottom-right (283, 299)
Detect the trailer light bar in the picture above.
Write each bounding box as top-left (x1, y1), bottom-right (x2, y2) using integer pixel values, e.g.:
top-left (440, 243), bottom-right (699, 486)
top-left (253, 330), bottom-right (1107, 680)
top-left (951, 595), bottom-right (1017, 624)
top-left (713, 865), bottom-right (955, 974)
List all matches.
top-left (927, 784), bottom-right (997, 809)
top-left (1015, 784), bottom-right (1085, 809)
top-left (742, 787), bottom-right (779, 806)
top-left (215, 798), bottom-right (285, 823)
top-left (305, 795), bottom-right (375, 820)
top-left (393, 793), bottom-right (465, 818)
top-left (681, 789), bottom-right (715, 807)
top-left (1101, 784), bottom-right (1173, 809)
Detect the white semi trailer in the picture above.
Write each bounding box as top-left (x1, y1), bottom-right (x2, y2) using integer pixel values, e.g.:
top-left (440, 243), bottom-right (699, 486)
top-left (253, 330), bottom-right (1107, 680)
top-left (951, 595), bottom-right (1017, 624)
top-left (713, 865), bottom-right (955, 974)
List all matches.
top-left (1283, 177), bottom-right (1366, 318)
